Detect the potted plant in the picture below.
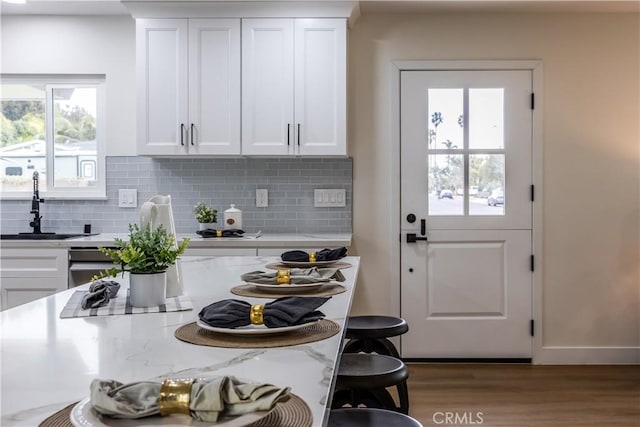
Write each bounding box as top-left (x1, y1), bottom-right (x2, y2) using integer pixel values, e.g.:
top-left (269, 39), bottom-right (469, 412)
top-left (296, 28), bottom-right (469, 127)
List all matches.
top-left (95, 224), bottom-right (190, 308)
top-left (194, 201), bottom-right (218, 230)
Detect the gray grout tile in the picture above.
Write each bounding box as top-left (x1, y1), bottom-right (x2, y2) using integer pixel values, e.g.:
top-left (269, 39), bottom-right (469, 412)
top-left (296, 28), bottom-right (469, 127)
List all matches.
top-left (1, 156), bottom-right (352, 234)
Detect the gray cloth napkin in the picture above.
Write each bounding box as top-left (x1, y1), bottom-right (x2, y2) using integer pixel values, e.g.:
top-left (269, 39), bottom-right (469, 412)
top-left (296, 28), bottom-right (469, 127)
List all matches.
top-left (199, 296), bottom-right (330, 328)
top-left (81, 280), bottom-right (121, 309)
top-left (89, 376), bottom-right (290, 422)
top-left (241, 267), bottom-right (345, 284)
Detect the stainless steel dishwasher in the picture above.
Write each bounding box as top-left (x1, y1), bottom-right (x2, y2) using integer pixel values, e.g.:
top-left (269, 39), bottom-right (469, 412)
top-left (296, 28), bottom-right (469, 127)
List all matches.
top-left (68, 247), bottom-right (117, 288)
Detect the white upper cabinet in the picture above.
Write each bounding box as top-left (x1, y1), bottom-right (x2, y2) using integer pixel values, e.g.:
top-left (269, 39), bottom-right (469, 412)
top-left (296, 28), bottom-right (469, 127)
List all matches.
top-left (294, 19), bottom-right (347, 156)
top-left (241, 19), bottom-right (294, 155)
top-left (242, 18), bottom-right (347, 156)
top-left (137, 19), bottom-right (241, 155)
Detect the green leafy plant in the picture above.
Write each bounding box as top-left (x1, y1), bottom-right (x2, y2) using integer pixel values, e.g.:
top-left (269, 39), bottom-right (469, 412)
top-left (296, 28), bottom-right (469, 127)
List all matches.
top-left (93, 224), bottom-right (190, 280)
top-left (193, 201), bottom-right (217, 223)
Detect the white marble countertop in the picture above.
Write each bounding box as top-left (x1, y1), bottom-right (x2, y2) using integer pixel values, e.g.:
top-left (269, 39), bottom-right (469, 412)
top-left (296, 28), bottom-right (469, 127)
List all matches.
top-left (0, 255), bottom-right (360, 427)
top-left (0, 233), bottom-right (352, 249)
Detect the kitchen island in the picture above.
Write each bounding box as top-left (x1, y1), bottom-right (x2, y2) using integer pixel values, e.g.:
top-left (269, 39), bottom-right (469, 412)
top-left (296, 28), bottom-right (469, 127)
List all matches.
top-left (0, 255), bottom-right (359, 427)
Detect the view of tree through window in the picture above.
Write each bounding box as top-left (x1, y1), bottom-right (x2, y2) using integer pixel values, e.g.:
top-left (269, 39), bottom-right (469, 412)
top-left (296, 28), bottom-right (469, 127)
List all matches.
top-left (1, 80), bottom-right (100, 194)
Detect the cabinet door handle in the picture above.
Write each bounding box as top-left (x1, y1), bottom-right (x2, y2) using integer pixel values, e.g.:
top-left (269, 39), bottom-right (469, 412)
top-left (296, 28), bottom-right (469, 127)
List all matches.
top-left (180, 123), bottom-right (185, 146)
top-left (190, 123), bottom-right (195, 146)
top-left (297, 123), bottom-right (300, 146)
top-left (287, 123), bottom-right (291, 146)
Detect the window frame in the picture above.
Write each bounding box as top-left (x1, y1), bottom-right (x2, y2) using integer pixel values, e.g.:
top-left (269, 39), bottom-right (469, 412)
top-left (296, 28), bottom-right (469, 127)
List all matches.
top-left (0, 75), bottom-right (106, 200)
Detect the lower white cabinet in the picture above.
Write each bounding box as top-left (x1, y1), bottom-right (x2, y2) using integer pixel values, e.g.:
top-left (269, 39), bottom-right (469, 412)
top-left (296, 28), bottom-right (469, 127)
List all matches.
top-left (0, 249), bottom-right (69, 311)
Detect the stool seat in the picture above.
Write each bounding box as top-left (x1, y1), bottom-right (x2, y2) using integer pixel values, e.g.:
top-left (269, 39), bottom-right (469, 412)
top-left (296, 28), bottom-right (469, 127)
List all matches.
top-left (337, 354), bottom-right (408, 389)
top-left (332, 354), bottom-right (410, 414)
top-left (346, 316), bottom-right (408, 339)
top-left (343, 316), bottom-right (408, 358)
top-left (328, 408), bottom-right (423, 427)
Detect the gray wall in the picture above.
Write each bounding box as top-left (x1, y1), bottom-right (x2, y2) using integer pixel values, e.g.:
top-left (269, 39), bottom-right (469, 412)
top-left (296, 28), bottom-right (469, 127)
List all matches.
top-left (0, 156), bottom-right (352, 234)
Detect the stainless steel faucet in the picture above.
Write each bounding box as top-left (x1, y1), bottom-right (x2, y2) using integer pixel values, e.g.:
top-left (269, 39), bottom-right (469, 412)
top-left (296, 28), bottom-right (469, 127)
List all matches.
top-left (29, 171), bottom-right (44, 234)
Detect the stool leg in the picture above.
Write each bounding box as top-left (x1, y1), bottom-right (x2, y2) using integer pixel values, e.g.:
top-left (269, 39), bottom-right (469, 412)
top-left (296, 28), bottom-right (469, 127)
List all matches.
top-left (342, 338), bottom-right (367, 354)
top-left (397, 381), bottom-right (410, 414)
top-left (344, 338), bottom-right (401, 357)
top-left (356, 390), bottom-right (395, 410)
top-left (331, 389), bottom-right (353, 409)
top-left (370, 338), bottom-right (401, 358)
top-left (369, 388), bottom-right (401, 412)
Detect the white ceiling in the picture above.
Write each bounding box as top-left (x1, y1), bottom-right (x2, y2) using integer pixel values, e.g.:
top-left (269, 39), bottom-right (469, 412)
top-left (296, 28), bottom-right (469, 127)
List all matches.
top-left (360, 1), bottom-right (640, 14)
top-left (1, 0), bottom-right (638, 16)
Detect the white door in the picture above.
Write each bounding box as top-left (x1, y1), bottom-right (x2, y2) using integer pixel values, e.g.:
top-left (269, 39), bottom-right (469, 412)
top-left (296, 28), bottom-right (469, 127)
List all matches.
top-left (136, 19), bottom-right (188, 155)
top-left (400, 70), bottom-right (533, 358)
top-left (294, 19), bottom-right (347, 156)
top-left (188, 19), bottom-right (241, 155)
top-left (242, 19), bottom-right (294, 155)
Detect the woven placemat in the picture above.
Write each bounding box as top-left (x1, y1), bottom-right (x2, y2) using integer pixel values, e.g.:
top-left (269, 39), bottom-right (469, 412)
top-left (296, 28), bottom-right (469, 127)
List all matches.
top-left (39, 393), bottom-right (312, 427)
top-left (230, 283), bottom-right (347, 298)
top-left (175, 319), bottom-right (340, 348)
top-left (264, 261), bottom-right (352, 270)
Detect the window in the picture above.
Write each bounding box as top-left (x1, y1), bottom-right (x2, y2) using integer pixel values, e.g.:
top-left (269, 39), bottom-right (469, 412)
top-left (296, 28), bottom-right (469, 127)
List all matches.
top-left (0, 76), bottom-right (105, 199)
top-left (427, 87), bottom-right (505, 216)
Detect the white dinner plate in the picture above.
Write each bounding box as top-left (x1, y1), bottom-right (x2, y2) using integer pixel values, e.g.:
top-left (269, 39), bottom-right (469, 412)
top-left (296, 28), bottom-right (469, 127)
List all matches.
top-left (196, 319), bottom-right (317, 335)
top-left (247, 282), bottom-right (325, 293)
top-left (70, 396), bottom-right (271, 427)
top-left (280, 260), bottom-right (338, 268)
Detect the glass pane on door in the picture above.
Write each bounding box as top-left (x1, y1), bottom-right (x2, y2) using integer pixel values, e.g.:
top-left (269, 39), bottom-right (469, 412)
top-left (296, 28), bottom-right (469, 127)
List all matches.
top-left (469, 154), bottom-right (505, 215)
top-left (469, 88), bottom-right (504, 149)
top-left (428, 89), bottom-right (463, 150)
top-left (428, 154), bottom-right (464, 216)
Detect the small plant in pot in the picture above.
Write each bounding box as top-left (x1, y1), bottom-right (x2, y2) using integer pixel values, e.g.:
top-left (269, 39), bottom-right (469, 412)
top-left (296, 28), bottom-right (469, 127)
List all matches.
top-left (94, 224), bottom-right (190, 308)
top-left (194, 201), bottom-right (218, 230)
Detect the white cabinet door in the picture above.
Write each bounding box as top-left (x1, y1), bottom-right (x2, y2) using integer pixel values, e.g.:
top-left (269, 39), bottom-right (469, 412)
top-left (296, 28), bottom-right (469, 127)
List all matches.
top-left (188, 19), bottom-right (241, 155)
top-left (294, 19), bottom-right (347, 156)
top-left (0, 248), bottom-right (68, 310)
top-left (137, 19), bottom-right (189, 155)
top-left (242, 19), bottom-right (295, 155)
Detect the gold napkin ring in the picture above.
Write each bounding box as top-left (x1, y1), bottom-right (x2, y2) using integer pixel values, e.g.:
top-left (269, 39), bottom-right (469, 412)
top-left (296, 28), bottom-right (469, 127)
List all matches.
top-left (216, 230), bottom-right (222, 237)
top-left (309, 252), bottom-right (316, 263)
top-left (276, 269), bottom-right (291, 285)
top-left (250, 304), bottom-right (265, 325)
top-left (159, 378), bottom-right (193, 416)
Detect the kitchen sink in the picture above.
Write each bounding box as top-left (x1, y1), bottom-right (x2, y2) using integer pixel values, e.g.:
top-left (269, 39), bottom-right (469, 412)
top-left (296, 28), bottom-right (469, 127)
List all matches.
top-left (0, 233), bottom-right (95, 240)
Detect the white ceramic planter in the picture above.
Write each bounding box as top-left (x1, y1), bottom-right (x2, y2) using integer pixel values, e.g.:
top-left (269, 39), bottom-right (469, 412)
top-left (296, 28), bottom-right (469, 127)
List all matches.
top-left (198, 222), bottom-right (217, 231)
top-left (129, 272), bottom-right (167, 307)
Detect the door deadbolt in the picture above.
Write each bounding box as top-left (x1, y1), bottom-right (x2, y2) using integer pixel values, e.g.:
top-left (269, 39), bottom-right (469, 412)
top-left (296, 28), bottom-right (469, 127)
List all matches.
top-left (406, 213), bottom-right (416, 223)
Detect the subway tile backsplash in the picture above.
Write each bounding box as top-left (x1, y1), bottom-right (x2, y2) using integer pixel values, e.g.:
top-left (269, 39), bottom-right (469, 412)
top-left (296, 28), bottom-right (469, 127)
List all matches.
top-left (0, 157), bottom-right (352, 234)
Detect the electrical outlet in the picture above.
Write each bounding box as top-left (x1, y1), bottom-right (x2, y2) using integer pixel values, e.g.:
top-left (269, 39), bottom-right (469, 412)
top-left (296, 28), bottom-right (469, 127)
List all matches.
top-left (256, 189), bottom-right (268, 207)
top-left (118, 189), bottom-right (137, 208)
top-left (314, 189), bottom-right (346, 207)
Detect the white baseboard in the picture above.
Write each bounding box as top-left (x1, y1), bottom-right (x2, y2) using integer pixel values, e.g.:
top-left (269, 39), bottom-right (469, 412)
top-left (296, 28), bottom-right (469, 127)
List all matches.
top-left (535, 346), bottom-right (640, 364)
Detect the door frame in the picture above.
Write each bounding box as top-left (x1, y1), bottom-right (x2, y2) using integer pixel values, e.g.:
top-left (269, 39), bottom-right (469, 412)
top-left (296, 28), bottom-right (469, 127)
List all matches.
top-left (388, 60), bottom-right (544, 362)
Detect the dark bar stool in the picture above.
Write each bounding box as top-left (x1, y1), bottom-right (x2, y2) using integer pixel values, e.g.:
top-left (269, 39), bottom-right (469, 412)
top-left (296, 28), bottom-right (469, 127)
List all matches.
top-left (331, 353), bottom-right (410, 414)
top-left (328, 408), bottom-right (423, 427)
top-left (343, 315), bottom-right (408, 358)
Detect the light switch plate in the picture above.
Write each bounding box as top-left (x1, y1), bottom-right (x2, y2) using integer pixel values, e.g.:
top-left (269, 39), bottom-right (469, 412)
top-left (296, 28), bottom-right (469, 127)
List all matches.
top-left (119, 189), bottom-right (137, 208)
top-left (256, 189), bottom-right (268, 207)
top-left (314, 189), bottom-right (346, 207)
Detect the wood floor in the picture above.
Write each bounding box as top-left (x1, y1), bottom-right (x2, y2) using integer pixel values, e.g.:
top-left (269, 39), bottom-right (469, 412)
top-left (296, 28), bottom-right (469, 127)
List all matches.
top-left (402, 364), bottom-right (640, 427)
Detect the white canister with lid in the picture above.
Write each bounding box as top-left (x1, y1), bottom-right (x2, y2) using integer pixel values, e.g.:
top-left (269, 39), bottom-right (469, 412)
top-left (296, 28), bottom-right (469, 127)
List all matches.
top-left (224, 204), bottom-right (242, 230)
